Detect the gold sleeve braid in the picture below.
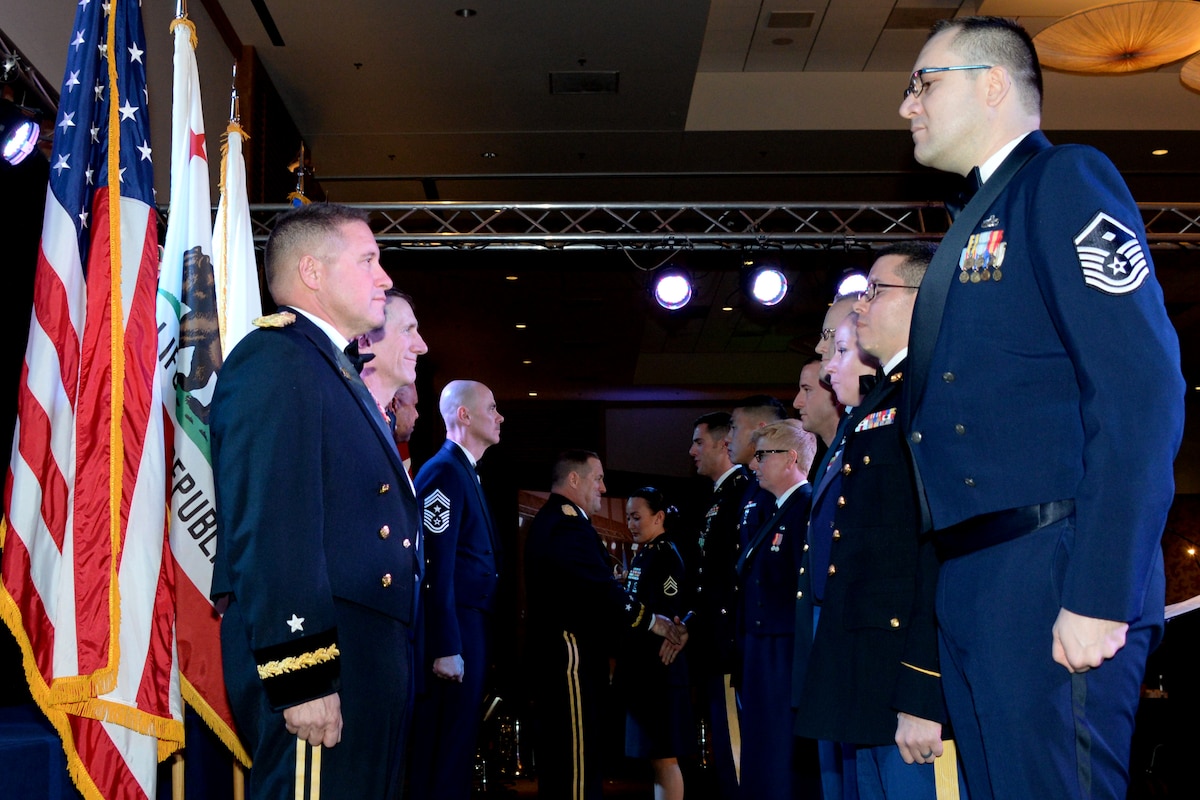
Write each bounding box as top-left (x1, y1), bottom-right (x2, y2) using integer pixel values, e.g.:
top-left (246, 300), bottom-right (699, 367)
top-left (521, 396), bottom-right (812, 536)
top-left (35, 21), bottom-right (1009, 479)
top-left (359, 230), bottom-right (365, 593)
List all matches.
top-left (631, 604), bottom-right (646, 629)
top-left (257, 644), bottom-right (341, 680)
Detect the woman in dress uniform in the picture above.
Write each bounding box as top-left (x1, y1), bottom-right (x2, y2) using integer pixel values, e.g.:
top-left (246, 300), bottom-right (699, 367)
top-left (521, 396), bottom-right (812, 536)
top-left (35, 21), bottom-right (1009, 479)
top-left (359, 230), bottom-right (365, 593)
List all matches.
top-left (621, 487), bottom-right (693, 800)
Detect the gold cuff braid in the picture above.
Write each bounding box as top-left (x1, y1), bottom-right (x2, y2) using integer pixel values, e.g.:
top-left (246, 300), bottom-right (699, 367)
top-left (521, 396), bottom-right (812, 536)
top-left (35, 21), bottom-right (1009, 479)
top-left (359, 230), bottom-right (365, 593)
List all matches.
top-left (257, 644), bottom-right (341, 680)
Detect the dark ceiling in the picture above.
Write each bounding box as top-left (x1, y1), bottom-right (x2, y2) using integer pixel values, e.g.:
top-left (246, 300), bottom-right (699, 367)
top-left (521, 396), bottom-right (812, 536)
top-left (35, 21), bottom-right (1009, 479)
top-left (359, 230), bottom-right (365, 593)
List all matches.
top-left (1, 0), bottom-right (1198, 451)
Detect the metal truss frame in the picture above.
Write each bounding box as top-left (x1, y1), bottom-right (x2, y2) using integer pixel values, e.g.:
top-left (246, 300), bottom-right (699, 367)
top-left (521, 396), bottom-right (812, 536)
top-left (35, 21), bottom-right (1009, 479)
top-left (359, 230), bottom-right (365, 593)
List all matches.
top-left (245, 202), bottom-right (1200, 251)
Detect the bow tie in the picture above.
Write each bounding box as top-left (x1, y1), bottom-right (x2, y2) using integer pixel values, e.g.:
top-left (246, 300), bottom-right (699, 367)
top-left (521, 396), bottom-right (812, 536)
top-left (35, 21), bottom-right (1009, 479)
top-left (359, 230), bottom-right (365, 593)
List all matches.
top-left (944, 166), bottom-right (983, 219)
top-left (342, 340), bottom-right (375, 374)
top-left (858, 372), bottom-right (880, 397)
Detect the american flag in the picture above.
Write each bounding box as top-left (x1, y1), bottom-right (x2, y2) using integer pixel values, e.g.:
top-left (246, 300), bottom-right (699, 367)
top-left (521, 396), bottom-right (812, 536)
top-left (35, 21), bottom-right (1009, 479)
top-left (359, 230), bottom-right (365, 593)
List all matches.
top-left (0, 1), bottom-right (184, 797)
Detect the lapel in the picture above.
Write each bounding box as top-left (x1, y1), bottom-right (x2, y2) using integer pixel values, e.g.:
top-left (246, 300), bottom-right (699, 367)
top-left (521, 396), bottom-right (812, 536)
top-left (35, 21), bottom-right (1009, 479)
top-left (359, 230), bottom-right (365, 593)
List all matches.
top-left (447, 440), bottom-right (498, 548)
top-left (737, 483), bottom-right (806, 575)
top-left (905, 131), bottom-right (1051, 426)
top-left (289, 311), bottom-right (408, 482)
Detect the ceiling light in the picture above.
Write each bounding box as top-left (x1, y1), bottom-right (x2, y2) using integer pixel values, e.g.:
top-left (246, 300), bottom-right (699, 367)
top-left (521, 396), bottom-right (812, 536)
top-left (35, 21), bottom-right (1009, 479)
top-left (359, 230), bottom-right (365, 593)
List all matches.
top-left (505, 275), bottom-right (519, 281)
top-left (528, 392), bottom-right (538, 397)
top-left (652, 267), bottom-right (693, 310)
top-left (745, 265), bottom-right (788, 307)
top-left (455, 8), bottom-right (477, 18)
top-left (1152, 149), bottom-right (1169, 156)
top-left (522, 360), bottom-right (532, 365)
top-left (0, 100), bottom-right (39, 167)
top-left (515, 323), bottom-right (527, 329)
top-left (836, 272), bottom-right (868, 298)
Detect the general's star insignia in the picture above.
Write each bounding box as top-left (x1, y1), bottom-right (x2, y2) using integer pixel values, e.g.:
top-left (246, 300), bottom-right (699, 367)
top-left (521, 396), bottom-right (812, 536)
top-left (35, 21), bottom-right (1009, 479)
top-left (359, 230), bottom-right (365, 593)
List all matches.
top-left (287, 614), bottom-right (305, 633)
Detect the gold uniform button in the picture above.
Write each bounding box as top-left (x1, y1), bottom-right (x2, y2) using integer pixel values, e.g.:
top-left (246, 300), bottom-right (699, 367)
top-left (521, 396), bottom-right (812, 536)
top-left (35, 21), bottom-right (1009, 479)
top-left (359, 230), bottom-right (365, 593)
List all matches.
top-left (379, 483), bottom-right (391, 494)
top-left (890, 618), bottom-right (900, 628)
top-left (862, 455), bottom-right (871, 466)
top-left (832, 529), bottom-right (841, 539)
top-left (379, 525), bottom-right (391, 539)
top-left (799, 566), bottom-right (806, 575)
top-left (403, 538), bottom-right (412, 548)
top-left (796, 591), bottom-right (803, 599)
top-left (381, 573), bottom-right (393, 588)
top-left (827, 565), bottom-right (837, 576)
top-left (841, 464), bottom-right (852, 475)
top-left (837, 496), bottom-right (846, 508)
top-left (803, 543), bottom-right (810, 551)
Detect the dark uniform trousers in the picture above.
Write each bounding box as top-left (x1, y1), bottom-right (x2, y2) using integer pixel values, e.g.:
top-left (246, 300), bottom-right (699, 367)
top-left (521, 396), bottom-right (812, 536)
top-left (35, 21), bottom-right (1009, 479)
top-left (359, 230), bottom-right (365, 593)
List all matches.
top-left (410, 441), bottom-right (501, 800)
top-left (735, 483), bottom-right (819, 800)
top-left (525, 494), bottom-right (658, 800)
top-left (905, 132), bottom-right (1185, 800)
top-left (690, 467), bottom-right (749, 800)
top-left (211, 312), bottom-right (420, 800)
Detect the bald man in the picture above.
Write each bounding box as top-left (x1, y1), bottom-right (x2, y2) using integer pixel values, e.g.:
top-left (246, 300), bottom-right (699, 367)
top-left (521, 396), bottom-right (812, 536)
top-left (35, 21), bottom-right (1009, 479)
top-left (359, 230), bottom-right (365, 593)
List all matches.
top-left (409, 380), bottom-right (505, 800)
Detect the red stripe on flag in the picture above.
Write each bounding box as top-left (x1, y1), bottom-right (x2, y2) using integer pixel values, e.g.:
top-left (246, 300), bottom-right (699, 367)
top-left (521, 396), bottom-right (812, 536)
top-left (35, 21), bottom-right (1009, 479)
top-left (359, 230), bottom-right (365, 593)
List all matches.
top-left (13, 360), bottom-right (70, 552)
top-left (0, 530), bottom-right (56, 680)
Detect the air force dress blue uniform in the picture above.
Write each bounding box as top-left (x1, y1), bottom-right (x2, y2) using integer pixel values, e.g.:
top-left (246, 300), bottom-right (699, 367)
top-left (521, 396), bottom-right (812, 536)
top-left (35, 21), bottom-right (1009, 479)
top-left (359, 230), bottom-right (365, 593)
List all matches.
top-left (735, 481), bottom-right (814, 800)
top-left (211, 310), bottom-right (420, 800)
top-left (905, 132), bottom-right (1185, 800)
top-left (525, 494), bottom-right (662, 800)
top-left (409, 440), bottom-right (501, 800)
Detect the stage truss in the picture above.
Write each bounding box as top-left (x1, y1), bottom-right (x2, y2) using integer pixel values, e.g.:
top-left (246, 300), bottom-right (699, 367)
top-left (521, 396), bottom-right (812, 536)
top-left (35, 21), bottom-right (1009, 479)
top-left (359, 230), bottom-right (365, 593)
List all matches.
top-left (242, 201), bottom-right (1200, 251)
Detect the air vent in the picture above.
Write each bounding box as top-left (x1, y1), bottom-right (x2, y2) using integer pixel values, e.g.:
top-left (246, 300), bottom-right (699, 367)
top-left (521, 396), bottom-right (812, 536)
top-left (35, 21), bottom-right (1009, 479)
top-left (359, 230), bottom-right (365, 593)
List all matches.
top-left (767, 11), bottom-right (815, 29)
top-left (885, 7), bottom-right (957, 30)
top-left (549, 71), bottom-right (620, 95)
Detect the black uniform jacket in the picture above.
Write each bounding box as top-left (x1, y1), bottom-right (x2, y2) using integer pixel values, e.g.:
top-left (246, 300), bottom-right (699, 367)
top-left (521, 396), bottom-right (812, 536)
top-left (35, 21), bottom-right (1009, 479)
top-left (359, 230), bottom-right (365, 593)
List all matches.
top-left (793, 362), bottom-right (945, 745)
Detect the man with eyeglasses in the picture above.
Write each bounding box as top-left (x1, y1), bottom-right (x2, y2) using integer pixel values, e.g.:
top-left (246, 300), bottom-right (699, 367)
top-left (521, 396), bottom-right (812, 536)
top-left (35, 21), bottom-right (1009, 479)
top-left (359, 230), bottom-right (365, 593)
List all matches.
top-left (795, 242), bottom-right (969, 800)
top-left (899, 17), bottom-right (1184, 800)
top-left (735, 420), bottom-right (819, 800)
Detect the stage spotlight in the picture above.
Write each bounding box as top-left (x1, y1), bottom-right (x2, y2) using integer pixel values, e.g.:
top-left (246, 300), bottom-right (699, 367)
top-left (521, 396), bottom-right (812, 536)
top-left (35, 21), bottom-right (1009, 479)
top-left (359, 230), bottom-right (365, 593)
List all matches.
top-left (836, 272), bottom-right (868, 298)
top-left (747, 266), bottom-right (788, 306)
top-left (653, 268), bottom-right (693, 310)
top-left (0, 99), bottom-right (39, 167)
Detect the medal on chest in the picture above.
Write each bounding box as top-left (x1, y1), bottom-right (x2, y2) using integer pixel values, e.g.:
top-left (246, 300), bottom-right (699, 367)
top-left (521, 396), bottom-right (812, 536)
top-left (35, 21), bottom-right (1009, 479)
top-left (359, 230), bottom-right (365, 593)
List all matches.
top-left (959, 228), bottom-right (1006, 283)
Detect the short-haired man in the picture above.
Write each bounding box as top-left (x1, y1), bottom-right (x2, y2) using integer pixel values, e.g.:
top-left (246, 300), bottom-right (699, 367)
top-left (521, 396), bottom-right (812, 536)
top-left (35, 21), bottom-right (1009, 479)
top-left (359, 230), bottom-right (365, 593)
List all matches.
top-left (795, 242), bottom-right (967, 799)
top-left (900, 17), bottom-right (1184, 799)
top-left (686, 411), bottom-right (748, 800)
top-left (727, 395), bottom-right (789, 544)
top-left (735, 420), bottom-right (817, 800)
top-left (388, 384), bottom-right (419, 475)
top-left (525, 451), bottom-right (685, 800)
top-left (409, 381), bottom-right (504, 800)
top-left (211, 203), bottom-right (419, 798)
top-left (793, 357), bottom-right (841, 483)
top-left (359, 290), bottom-right (427, 416)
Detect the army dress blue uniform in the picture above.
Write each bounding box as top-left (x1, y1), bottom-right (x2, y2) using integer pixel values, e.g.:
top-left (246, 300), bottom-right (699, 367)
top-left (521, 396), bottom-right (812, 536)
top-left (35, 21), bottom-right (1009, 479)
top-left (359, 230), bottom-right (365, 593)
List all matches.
top-left (905, 131), bottom-right (1185, 800)
top-left (735, 482), bottom-right (814, 800)
top-left (409, 440), bottom-right (501, 800)
top-left (525, 494), bottom-right (662, 800)
top-left (794, 364), bottom-right (953, 799)
top-left (619, 537), bottom-right (693, 760)
top-left (211, 310), bottom-right (420, 800)
top-left (689, 465), bottom-right (750, 800)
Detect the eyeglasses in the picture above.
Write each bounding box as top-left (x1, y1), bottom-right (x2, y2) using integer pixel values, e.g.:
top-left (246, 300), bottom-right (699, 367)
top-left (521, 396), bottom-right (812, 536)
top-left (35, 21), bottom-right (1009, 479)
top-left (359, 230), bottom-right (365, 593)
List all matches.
top-left (859, 281), bottom-right (919, 302)
top-left (904, 65), bottom-right (992, 100)
top-left (753, 449), bottom-right (790, 463)
top-left (820, 327), bottom-right (835, 341)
